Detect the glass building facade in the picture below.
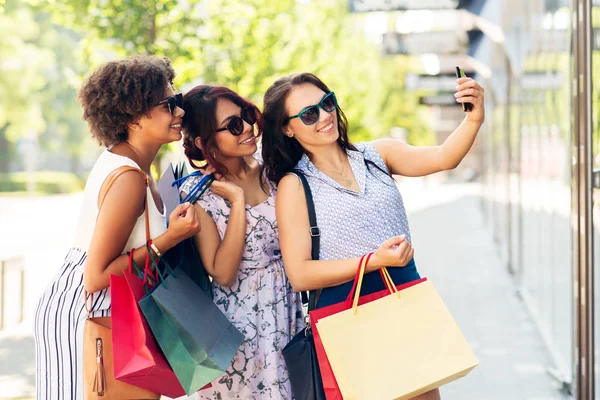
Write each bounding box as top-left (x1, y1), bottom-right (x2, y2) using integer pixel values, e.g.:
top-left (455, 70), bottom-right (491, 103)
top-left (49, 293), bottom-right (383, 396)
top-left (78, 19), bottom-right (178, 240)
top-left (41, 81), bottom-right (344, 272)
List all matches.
top-left (478, 0), bottom-right (599, 397)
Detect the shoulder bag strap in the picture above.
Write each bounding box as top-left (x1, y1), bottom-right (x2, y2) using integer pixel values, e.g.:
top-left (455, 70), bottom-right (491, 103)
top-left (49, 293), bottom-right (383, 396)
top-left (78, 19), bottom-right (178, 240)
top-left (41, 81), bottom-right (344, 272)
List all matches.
top-left (291, 170), bottom-right (320, 312)
top-left (85, 165), bottom-right (150, 317)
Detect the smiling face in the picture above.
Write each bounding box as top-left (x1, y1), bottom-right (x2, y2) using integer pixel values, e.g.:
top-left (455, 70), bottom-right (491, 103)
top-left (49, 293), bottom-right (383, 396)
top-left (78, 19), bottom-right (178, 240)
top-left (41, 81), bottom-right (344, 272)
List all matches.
top-left (284, 83), bottom-right (339, 149)
top-left (137, 86), bottom-right (185, 145)
top-left (211, 97), bottom-right (258, 158)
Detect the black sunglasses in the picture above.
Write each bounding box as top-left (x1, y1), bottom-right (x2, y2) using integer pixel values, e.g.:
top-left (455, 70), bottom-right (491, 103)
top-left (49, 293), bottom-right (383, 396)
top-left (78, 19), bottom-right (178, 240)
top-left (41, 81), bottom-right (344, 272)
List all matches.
top-left (156, 93), bottom-right (183, 115)
top-left (216, 107), bottom-right (258, 136)
top-left (287, 92), bottom-right (337, 126)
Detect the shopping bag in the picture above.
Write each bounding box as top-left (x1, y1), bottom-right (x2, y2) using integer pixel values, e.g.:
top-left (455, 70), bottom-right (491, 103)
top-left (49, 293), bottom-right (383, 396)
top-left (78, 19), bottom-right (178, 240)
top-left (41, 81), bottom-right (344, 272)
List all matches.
top-left (310, 254), bottom-right (422, 399)
top-left (161, 234), bottom-right (212, 299)
top-left (110, 250), bottom-right (187, 398)
top-left (158, 163), bottom-right (213, 298)
top-left (139, 266), bottom-right (244, 395)
top-left (83, 315), bottom-right (160, 400)
top-left (315, 256), bottom-right (478, 400)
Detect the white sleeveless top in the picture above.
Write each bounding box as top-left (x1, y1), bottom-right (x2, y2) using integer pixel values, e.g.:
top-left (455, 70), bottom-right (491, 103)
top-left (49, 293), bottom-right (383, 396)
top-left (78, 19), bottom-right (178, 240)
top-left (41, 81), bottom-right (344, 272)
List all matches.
top-left (73, 150), bottom-right (166, 252)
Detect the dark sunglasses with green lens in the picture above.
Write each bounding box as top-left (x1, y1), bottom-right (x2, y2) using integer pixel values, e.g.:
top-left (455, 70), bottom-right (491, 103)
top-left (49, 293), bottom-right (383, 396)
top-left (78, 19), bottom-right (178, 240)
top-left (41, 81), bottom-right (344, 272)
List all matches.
top-left (287, 91), bottom-right (337, 126)
top-left (216, 107), bottom-right (258, 136)
top-left (156, 93), bottom-right (183, 115)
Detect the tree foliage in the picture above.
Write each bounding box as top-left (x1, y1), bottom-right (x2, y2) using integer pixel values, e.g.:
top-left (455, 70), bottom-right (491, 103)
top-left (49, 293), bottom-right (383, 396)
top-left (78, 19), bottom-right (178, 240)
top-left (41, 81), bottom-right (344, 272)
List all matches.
top-left (2, 0), bottom-right (433, 175)
top-left (0, 0), bottom-right (93, 175)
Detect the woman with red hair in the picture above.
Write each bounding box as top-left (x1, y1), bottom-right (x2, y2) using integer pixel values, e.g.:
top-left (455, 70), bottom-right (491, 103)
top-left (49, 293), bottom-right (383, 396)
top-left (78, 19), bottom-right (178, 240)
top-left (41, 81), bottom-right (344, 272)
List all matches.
top-left (180, 85), bottom-right (303, 399)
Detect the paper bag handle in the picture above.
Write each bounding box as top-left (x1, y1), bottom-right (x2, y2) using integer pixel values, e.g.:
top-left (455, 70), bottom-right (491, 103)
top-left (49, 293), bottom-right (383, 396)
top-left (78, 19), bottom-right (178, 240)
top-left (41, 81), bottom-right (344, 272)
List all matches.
top-left (344, 253), bottom-right (368, 305)
top-left (349, 255), bottom-right (401, 314)
top-left (345, 253), bottom-right (399, 304)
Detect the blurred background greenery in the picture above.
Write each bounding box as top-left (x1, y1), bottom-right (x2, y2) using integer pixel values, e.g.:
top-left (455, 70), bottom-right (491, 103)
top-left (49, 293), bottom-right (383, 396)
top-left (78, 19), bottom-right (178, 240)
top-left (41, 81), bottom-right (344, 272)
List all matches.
top-left (0, 0), bottom-right (434, 194)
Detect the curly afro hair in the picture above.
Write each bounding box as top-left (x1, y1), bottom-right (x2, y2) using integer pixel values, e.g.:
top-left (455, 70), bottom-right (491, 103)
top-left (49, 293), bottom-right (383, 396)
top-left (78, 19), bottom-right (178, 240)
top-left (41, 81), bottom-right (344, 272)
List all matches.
top-left (78, 55), bottom-right (176, 147)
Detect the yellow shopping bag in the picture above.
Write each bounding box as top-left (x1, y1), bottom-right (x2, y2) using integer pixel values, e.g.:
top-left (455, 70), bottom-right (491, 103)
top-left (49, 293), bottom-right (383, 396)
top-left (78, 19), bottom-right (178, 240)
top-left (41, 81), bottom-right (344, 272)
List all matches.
top-left (315, 261), bottom-right (478, 400)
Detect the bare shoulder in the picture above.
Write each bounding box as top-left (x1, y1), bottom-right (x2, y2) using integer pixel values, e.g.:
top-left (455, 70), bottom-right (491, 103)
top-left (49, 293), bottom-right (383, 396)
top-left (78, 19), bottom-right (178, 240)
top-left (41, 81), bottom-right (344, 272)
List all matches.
top-left (99, 169), bottom-right (147, 207)
top-left (370, 138), bottom-right (409, 168)
top-left (276, 174), bottom-right (305, 211)
top-left (278, 174), bottom-right (303, 196)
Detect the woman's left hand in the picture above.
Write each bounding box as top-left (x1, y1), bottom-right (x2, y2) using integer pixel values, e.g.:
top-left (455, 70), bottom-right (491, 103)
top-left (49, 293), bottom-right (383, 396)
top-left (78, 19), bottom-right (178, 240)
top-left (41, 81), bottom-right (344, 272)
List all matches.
top-left (455, 77), bottom-right (485, 124)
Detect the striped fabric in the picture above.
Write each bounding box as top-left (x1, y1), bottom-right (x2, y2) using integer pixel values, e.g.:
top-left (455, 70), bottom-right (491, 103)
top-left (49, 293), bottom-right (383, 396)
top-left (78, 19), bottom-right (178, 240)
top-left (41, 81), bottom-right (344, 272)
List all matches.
top-left (34, 248), bottom-right (111, 399)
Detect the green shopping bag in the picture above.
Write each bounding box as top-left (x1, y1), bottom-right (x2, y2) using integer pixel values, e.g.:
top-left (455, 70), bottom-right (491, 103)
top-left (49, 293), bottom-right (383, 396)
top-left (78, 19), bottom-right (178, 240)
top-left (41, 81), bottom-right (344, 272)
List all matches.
top-left (139, 259), bottom-right (244, 395)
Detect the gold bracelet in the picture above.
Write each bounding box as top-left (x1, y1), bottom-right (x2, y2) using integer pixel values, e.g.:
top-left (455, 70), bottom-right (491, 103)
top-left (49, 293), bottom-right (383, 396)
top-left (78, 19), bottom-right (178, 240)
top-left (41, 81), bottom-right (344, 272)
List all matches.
top-left (149, 242), bottom-right (162, 258)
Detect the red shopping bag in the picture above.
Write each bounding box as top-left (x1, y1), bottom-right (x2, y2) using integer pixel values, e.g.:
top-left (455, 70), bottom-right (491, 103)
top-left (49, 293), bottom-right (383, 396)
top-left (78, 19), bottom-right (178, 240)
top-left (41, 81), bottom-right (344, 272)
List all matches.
top-left (310, 253), bottom-right (426, 399)
top-left (110, 250), bottom-right (187, 398)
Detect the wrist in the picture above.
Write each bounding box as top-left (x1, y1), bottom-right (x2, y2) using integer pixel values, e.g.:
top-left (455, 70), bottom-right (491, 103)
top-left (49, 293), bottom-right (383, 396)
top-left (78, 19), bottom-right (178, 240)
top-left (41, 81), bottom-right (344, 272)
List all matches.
top-left (149, 241), bottom-right (162, 259)
top-left (465, 115), bottom-right (484, 127)
top-left (366, 252), bottom-right (383, 272)
top-left (154, 231), bottom-right (178, 252)
top-left (229, 195), bottom-right (246, 206)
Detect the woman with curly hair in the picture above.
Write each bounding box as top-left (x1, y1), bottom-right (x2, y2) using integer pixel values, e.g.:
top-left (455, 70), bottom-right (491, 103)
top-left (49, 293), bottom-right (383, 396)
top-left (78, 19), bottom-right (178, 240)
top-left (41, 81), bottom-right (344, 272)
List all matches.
top-left (33, 55), bottom-right (201, 399)
top-left (179, 85), bottom-right (303, 399)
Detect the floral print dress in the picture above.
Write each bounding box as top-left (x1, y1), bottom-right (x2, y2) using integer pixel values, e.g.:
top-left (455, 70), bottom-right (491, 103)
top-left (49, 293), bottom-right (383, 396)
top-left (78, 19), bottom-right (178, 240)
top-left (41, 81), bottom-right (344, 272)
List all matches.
top-left (180, 171), bottom-right (304, 400)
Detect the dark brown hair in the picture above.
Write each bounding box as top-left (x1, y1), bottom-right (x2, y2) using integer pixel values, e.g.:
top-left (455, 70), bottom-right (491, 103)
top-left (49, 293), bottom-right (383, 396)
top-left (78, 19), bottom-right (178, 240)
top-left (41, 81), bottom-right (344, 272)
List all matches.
top-left (261, 72), bottom-right (391, 184)
top-left (181, 85), bottom-right (263, 176)
top-left (261, 73), bottom-right (356, 184)
top-left (78, 55), bottom-right (175, 147)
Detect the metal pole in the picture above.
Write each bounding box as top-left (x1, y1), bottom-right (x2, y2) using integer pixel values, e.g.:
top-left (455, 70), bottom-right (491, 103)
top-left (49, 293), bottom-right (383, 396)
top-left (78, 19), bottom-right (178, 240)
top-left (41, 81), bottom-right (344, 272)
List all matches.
top-left (0, 260), bottom-right (4, 331)
top-left (574, 0), bottom-right (594, 397)
top-left (19, 265), bottom-right (24, 323)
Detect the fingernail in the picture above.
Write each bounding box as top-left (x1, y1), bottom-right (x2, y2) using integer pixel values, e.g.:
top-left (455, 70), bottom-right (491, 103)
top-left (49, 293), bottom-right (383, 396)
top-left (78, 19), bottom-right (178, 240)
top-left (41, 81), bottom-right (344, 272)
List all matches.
top-left (400, 234), bottom-right (406, 239)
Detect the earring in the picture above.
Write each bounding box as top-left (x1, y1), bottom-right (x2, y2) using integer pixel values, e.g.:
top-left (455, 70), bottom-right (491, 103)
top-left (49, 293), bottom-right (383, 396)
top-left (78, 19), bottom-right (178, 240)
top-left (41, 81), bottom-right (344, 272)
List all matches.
top-left (210, 150), bottom-right (216, 158)
top-left (135, 126), bottom-right (140, 131)
top-left (286, 132), bottom-right (294, 138)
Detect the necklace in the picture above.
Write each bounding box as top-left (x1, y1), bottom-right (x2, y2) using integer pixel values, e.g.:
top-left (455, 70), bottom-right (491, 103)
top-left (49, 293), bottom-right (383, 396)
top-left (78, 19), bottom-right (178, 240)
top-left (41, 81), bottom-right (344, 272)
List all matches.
top-left (315, 160), bottom-right (353, 188)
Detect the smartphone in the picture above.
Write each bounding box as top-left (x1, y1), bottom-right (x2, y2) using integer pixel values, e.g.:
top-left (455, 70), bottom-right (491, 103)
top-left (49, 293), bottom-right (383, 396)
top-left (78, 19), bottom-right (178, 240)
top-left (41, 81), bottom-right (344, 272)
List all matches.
top-left (455, 66), bottom-right (473, 112)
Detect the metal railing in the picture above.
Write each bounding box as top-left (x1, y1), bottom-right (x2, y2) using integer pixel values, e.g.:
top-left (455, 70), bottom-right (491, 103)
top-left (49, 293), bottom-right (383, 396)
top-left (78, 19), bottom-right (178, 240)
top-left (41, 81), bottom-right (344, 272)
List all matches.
top-left (0, 256), bottom-right (25, 331)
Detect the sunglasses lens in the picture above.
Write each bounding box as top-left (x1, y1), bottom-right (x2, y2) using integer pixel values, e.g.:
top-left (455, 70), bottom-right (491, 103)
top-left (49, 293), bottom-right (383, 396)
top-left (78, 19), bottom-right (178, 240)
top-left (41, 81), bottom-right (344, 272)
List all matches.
top-left (300, 106), bottom-right (320, 125)
top-left (322, 93), bottom-right (336, 112)
top-left (228, 117), bottom-right (244, 136)
top-left (167, 98), bottom-right (176, 114)
top-left (166, 94), bottom-right (183, 115)
top-left (242, 108), bottom-right (257, 125)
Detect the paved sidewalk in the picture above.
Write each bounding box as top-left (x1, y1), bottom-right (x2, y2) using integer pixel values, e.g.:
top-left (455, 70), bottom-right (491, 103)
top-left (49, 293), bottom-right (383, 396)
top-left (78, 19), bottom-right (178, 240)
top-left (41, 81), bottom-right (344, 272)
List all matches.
top-left (403, 181), bottom-right (565, 400)
top-left (0, 181), bottom-right (567, 399)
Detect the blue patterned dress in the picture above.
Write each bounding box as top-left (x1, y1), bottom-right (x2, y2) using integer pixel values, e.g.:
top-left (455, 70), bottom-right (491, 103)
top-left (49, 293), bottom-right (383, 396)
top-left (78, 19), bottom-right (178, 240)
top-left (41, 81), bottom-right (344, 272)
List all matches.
top-left (293, 142), bottom-right (421, 308)
top-left (180, 168), bottom-right (304, 400)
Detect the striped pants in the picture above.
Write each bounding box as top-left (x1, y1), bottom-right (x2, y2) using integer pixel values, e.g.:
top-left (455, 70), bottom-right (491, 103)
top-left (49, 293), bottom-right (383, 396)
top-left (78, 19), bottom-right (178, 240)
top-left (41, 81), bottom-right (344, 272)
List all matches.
top-left (34, 249), bottom-right (111, 400)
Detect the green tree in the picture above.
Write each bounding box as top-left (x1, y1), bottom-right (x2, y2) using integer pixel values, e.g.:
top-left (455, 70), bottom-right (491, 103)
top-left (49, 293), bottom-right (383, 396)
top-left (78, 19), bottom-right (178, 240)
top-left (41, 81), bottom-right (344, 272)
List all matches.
top-left (0, 0), bottom-right (50, 172)
top-left (0, 1), bottom-right (95, 176)
top-left (37, 0), bottom-right (432, 174)
top-left (184, 0), bottom-right (429, 143)
top-left (34, 14), bottom-right (92, 177)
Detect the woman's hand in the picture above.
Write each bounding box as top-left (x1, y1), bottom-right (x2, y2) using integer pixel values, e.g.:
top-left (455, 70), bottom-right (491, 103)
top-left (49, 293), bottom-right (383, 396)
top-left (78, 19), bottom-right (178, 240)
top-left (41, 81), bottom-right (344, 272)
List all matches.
top-left (210, 177), bottom-right (245, 205)
top-left (166, 202), bottom-right (201, 243)
top-left (198, 163), bottom-right (244, 204)
top-left (200, 164), bottom-right (221, 180)
top-left (455, 77), bottom-right (485, 124)
top-left (366, 235), bottom-right (414, 273)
